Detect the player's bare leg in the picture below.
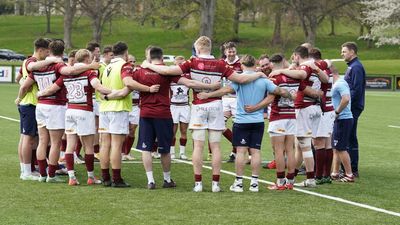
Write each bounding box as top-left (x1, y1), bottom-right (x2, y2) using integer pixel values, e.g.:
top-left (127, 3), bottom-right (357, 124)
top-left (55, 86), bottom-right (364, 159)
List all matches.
top-left (36, 127), bottom-right (49, 180)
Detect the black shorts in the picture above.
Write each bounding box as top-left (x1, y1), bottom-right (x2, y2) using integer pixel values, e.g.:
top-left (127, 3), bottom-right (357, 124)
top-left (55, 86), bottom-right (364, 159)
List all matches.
top-left (136, 117), bottom-right (173, 154)
top-left (232, 122), bottom-right (264, 150)
top-left (332, 118), bottom-right (353, 151)
top-left (18, 104), bottom-right (38, 136)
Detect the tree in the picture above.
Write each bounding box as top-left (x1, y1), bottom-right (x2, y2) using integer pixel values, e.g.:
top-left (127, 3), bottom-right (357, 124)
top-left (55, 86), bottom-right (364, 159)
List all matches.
top-left (42, 0), bottom-right (55, 33)
top-left (198, 0), bottom-right (216, 39)
top-left (57, 0), bottom-right (77, 49)
top-left (360, 0), bottom-right (400, 46)
top-left (232, 0), bottom-right (241, 40)
top-left (78, 0), bottom-right (122, 44)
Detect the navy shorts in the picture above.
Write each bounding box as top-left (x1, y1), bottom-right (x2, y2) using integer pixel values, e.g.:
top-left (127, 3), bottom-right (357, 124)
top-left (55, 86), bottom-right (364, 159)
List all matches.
top-left (332, 118), bottom-right (353, 151)
top-left (232, 122), bottom-right (264, 150)
top-left (18, 104), bottom-right (38, 136)
top-left (136, 117), bottom-right (173, 154)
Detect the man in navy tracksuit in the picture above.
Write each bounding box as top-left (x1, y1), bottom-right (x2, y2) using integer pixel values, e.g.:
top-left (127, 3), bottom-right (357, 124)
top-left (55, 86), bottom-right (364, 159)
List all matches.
top-left (341, 42), bottom-right (366, 177)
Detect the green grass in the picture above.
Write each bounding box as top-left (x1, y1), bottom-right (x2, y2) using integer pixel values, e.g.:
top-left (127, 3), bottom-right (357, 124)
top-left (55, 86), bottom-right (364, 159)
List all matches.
top-left (0, 84), bottom-right (400, 224)
top-left (0, 15), bottom-right (400, 75)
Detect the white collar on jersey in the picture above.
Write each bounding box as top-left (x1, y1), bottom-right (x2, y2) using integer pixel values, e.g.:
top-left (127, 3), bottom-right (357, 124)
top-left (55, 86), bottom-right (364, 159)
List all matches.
top-left (74, 62), bottom-right (86, 67)
top-left (225, 55), bottom-right (240, 65)
top-left (45, 56), bottom-right (63, 61)
top-left (197, 54), bottom-right (215, 59)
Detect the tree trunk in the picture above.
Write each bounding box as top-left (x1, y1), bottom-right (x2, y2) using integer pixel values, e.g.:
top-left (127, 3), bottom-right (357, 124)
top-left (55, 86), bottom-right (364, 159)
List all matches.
top-left (92, 16), bottom-right (102, 44)
top-left (233, 0), bottom-right (241, 40)
top-left (271, 8), bottom-right (282, 46)
top-left (359, 25), bottom-right (364, 36)
top-left (63, 0), bottom-right (76, 49)
top-left (251, 10), bottom-right (256, 27)
top-left (14, 0), bottom-right (21, 15)
top-left (366, 26), bottom-right (373, 49)
top-left (199, 0), bottom-right (216, 39)
top-left (305, 16), bottom-right (317, 45)
top-left (45, 0), bottom-right (54, 33)
top-left (328, 15), bottom-right (335, 36)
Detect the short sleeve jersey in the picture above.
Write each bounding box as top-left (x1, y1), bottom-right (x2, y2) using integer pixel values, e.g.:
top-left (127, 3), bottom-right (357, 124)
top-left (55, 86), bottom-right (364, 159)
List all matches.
top-left (56, 68), bottom-right (98, 111)
top-left (132, 65), bottom-right (181, 118)
top-left (332, 78), bottom-right (353, 120)
top-left (29, 61), bottom-right (67, 105)
top-left (269, 74), bottom-right (300, 122)
top-left (294, 64), bottom-right (314, 109)
top-left (179, 56), bottom-right (234, 105)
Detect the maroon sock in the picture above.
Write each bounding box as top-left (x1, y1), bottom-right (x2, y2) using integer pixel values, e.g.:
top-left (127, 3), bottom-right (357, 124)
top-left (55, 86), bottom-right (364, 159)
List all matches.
top-left (152, 142), bottom-right (158, 152)
top-left (315, 148), bottom-right (326, 179)
top-left (37, 159), bottom-right (47, 177)
top-left (112, 169), bottom-right (122, 183)
top-left (306, 171), bottom-right (315, 179)
top-left (223, 129), bottom-right (233, 143)
top-left (125, 136), bottom-right (134, 154)
top-left (194, 174), bottom-right (202, 182)
top-left (294, 169), bottom-right (299, 177)
top-left (324, 148), bottom-right (333, 177)
top-left (179, 138), bottom-right (187, 147)
top-left (94, 144), bottom-right (100, 154)
top-left (75, 139), bottom-right (82, 156)
top-left (102, 168), bottom-right (110, 181)
top-left (276, 171), bottom-right (285, 179)
top-left (46, 146), bottom-right (50, 158)
top-left (212, 174), bottom-right (220, 182)
top-left (60, 139), bottom-right (67, 152)
top-left (65, 153), bottom-right (74, 171)
top-left (85, 154), bottom-right (94, 172)
top-left (121, 140), bottom-right (126, 154)
top-left (232, 147), bottom-right (237, 154)
top-left (171, 137), bottom-right (176, 147)
top-left (31, 149), bottom-right (37, 171)
top-left (286, 172), bottom-right (295, 180)
top-left (48, 164), bottom-right (57, 177)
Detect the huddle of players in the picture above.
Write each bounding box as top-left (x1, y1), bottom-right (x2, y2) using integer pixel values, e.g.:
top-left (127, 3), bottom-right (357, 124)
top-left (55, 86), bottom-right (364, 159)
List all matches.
top-left (15, 35), bottom-right (354, 191)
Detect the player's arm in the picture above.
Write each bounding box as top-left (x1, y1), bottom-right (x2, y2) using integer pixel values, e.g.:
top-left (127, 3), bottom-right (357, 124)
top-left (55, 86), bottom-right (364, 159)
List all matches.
top-left (269, 69), bottom-right (307, 80)
top-left (60, 60), bottom-right (100, 76)
top-left (244, 94), bottom-right (275, 113)
top-left (335, 93), bottom-right (350, 118)
top-left (15, 69), bottom-right (23, 83)
top-left (227, 71), bottom-right (265, 84)
top-left (103, 87), bottom-right (131, 100)
top-left (123, 77), bottom-right (160, 93)
top-left (37, 83), bottom-right (61, 97)
top-left (197, 86), bottom-right (234, 100)
top-left (302, 61), bottom-right (329, 83)
top-left (15, 77), bottom-right (35, 104)
top-left (141, 60), bottom-right (183, 76)
top-left (177, 77), bottom-right (221, 90)
top-left (303, 86), bottom-right (323, 98)
top-left (26, 58), bottom-right (62, 71)
top-left (271, 86), bottom-right (293, 100)
top-left (90, 78), bottom-right (111, 95)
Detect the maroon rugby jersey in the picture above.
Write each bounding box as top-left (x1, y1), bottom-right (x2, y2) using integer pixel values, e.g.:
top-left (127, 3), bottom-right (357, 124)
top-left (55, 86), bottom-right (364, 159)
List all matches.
top-left (29, 61), bottom-right (67, 105)
top-left (56, 68), bottom-right (98, 111)
top-left (294, 64), bottom-right (317, 109)
top-left (269, 74), bottom-right (300, 122)
top-left (179, 56), bottom-right (234, 105)
top-left (317, 60), bottom-right (334, 112)
top-left (132, 65), bottom-right (181, 118)
top-left (224, 57), bottom-right (242, 72)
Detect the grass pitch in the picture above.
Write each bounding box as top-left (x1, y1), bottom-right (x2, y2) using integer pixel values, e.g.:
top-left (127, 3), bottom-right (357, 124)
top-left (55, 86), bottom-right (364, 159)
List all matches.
top-left (0, 83), bottom-right (399, 224)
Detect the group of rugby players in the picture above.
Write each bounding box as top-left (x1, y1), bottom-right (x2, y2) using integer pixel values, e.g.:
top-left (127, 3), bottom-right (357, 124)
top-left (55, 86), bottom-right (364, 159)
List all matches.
top-left (15, 35), bottom-right (357, 192)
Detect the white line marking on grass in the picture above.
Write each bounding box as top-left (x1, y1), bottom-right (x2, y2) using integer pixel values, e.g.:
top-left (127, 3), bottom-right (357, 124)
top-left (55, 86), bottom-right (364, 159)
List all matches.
top-left (131, 148), bottom-right (400, 218)
top-left (388, 125), bottom-right (400, 129)
top-left (0, 115), bottom-right (20, 122)
top-left (2, 115), bottom-right (400, 218)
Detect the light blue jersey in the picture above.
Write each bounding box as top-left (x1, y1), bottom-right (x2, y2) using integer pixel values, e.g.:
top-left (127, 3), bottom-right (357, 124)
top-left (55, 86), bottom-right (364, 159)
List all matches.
top-left (230, 70), bottom-right (277, 123)
top-left (332, 78), bottom-right (353, 120)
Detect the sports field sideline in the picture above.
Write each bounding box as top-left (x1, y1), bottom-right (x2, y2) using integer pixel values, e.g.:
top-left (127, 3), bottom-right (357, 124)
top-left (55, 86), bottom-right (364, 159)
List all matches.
top-left (0, 83), bottom-right (399, 224)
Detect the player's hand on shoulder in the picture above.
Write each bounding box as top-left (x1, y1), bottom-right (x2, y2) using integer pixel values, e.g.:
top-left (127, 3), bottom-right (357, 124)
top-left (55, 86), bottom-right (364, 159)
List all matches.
top-left (268, 70), bottom-right (281, 78)
top-left (89, 59), bottom-right (100, 70)
top-left (149, 84), bottom-right (160, 93)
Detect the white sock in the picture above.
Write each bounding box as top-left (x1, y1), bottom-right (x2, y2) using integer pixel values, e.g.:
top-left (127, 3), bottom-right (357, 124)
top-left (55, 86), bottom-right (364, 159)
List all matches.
top-left (87, 171), bottom-right (94, 178)
top-left (251, 175), bottom-right (258, 184)
top-left (195, 181), bottom-right (202, 186)
top-left (23, 163), bottom-right (32, 176)
top-left (170, 147), bottom-right (175, 155)
top-left (163, 171), bottom-right (171, 182)
top-left (179, 146), bottom-right (185, 155)
top-left (146, 171), bottom-right (155, 184)
top-left (73, 152), bottom-right (78, 160)
top-left (20, 163), bottom-right (24, 174)
top-left (67, 170), bottom-right (75, 178)
top-left (212, 181), bottom-right (219, 186)
top-left (60, 151), bottom-right (65, 158)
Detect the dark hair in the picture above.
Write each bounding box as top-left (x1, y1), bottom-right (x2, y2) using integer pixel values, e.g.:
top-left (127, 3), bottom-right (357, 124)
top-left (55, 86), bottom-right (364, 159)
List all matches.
top-left (224, 41), bottom-right (237, 50)
top-left (342, 42), bottom-right (358, 54)
top-left (294, 46), bottom-right (309, 58)
top-left (149, 46), bottom-right (163, 60)
top-left (68, 49), bottom-right (78, 58)
top-left (309, 48), bottom-right (322, 60)
top-left (103, 45), bottom-right (113, 54)
top-left (34, 38), bottom-right (50, 50)
top-left (49, 40), bottom-right (65, 56)
top-left (240, 54), bottom-right (256, 67)
top-left (112, 42), bottom-right (128, 56)
top-left (259, 54), bottom-right (269, 61)
top-left (86, 42), bottom-right (100, 52)
top-left (270, 54), bottom-right (284, 64)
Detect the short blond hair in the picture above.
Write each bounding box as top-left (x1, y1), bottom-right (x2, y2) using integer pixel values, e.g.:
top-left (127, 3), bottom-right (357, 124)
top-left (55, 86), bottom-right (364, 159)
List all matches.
top-left (240, 54), bottom-right (256, 67)
top-left (75, 49), bottom-right (91, 63)
top-left (194, 36), bottom-right (212, 52)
